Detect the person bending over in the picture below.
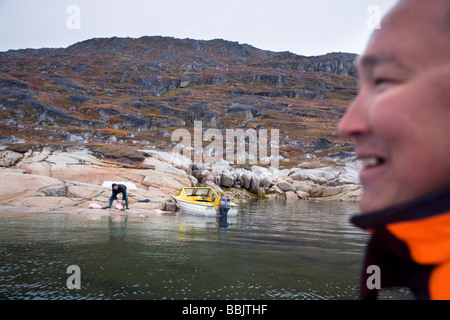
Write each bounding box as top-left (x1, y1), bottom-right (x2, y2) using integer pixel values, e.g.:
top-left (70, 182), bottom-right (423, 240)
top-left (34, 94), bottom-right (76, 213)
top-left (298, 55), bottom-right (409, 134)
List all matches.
top-left (107, 183), bottom-right (129, 210)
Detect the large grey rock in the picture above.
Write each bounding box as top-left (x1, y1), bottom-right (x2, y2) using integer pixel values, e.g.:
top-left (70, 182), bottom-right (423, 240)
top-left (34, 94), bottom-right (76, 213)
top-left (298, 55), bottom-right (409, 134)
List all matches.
top-left (221, 171), bottom-right (235, 188)
top-left (277, 181), bottom-right (296, 192)
top-left (226, 103), bottom-right (264, 120)
top-left (133, 77), bottom-right (167, 96)
top-left (0, 77), bottom-right (31, 89)
top-left (119, 114), bottom-right (155, 131)
top-left (40, 185), bottom-right (67, 197)
top-left (203, 110), bottom-right (224, 128)
top-left (0, 135), bottom-right (27, 144)
top-left (98, 107), bottom-right (121, 118)
top-left (0, 150), bottom-right (22, 167)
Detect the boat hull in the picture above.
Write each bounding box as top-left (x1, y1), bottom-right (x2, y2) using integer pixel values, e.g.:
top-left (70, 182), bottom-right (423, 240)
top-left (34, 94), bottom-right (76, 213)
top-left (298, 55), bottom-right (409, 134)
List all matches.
top-left (175, 197), bottom-right (238, 217)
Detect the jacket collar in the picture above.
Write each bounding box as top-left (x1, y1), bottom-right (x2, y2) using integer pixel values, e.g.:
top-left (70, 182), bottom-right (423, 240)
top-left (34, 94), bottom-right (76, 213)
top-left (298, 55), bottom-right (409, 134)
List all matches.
top-left (351, 186), bottom-right (450, 230)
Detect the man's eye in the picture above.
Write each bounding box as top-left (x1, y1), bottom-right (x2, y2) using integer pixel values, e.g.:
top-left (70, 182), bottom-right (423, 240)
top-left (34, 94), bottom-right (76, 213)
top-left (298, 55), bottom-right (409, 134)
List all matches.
top-left (374, 78), bottom-right (392, 86)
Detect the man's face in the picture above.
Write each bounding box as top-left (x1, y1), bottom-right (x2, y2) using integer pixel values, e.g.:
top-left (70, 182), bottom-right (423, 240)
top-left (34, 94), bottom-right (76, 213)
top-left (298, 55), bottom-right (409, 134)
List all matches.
top-left (113, 186), bottom-right (118, 191)
top-left (339, 0), bottom-right (450, 213)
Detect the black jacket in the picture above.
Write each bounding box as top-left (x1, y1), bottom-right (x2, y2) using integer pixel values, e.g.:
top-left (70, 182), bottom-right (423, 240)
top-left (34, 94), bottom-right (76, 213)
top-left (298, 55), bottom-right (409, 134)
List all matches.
top-left (112, 184), bottom-right (127, 200)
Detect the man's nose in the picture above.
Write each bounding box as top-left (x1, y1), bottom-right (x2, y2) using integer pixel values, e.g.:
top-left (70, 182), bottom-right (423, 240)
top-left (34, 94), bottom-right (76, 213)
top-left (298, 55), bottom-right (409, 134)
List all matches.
top-left (338, 93), bottom-right (371, 138)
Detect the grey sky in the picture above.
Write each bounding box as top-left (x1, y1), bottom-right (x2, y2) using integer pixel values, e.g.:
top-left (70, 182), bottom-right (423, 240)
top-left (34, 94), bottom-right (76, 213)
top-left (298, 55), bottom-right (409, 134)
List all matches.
top-left (0, 0), bottom-right (397, 56)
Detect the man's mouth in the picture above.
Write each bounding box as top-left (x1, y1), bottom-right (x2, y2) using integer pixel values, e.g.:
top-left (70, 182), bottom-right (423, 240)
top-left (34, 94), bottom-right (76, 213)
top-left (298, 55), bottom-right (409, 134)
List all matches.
top-left (359, 156), bottom-right (386, 169)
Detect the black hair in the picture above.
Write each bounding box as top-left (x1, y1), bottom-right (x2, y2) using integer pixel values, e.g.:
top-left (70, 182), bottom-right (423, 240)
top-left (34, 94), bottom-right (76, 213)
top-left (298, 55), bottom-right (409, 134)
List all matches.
top-left (112, 183), bottom-right (117, 187)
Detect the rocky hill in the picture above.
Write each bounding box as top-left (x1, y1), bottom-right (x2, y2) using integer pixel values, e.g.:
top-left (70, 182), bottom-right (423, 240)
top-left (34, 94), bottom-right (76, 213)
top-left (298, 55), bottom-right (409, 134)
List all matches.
top-left (0, 36), bottom-right (357, 167)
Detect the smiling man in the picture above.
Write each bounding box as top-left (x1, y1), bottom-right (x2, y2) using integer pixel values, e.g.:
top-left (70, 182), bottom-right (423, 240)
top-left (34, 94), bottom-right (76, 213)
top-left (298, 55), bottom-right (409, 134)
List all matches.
top-left (339, 0), bottom-right (450, 299)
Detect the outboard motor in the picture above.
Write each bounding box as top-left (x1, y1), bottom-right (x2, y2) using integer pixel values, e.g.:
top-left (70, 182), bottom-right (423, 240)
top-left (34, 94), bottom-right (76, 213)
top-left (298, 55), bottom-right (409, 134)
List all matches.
top-left (217, 197), bottom-right (231, 228)
top-left (218, 197), bottom-right (231, 217)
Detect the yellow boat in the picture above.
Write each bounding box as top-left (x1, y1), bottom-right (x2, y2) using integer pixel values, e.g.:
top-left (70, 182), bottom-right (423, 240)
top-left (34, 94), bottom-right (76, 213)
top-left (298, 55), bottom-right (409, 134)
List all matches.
top-left (174, 187), bottom-right (238, 217)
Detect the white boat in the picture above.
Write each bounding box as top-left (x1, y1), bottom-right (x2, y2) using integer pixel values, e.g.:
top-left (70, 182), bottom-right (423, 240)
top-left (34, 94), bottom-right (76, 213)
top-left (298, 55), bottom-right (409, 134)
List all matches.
top-left (174, 187), bottom-right (238, 217)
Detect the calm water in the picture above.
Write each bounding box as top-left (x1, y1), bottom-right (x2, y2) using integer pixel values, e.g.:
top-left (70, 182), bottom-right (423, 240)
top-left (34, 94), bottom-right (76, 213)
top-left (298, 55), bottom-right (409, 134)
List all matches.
top-left (0, 199), bottom-right (413, 300)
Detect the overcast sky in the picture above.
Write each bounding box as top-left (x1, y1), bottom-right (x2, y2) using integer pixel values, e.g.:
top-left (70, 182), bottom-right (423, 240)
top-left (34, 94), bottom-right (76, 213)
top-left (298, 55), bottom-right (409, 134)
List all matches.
top-left (0, 0), bottom-right (397, 56)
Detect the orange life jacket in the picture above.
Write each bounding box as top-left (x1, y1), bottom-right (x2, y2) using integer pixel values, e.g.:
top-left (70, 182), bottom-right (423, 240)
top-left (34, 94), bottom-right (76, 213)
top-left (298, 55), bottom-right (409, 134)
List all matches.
top-left (351, 186), bottom-right (450, 300)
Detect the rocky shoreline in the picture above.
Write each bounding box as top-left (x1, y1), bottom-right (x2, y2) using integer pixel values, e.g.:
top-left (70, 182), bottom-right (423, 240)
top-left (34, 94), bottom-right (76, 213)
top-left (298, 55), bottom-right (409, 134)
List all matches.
top-left (0, 144), bottom-right (361, 216)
